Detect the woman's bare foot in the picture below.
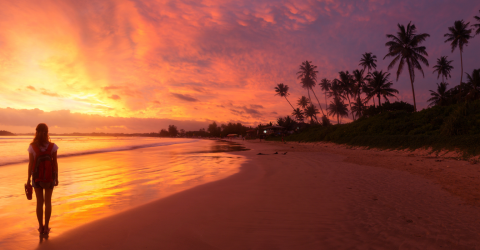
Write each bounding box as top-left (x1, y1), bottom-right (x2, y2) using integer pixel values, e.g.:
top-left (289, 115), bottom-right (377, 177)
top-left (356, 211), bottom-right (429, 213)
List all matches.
top-left (38, 225), bottom-right (43, 234)
top-left (43, 227), bottom-right (50, 235)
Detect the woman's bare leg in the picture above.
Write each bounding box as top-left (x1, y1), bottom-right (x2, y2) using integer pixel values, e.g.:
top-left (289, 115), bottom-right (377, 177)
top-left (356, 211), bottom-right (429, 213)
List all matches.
top-left (44, 188), bottom-right (53, 231)
top-left (34, 187), bottom-right (44, 232)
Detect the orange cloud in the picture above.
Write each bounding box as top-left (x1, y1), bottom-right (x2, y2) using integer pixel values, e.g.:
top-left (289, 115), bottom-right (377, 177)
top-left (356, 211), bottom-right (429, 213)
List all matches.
top-left (109, 95), bottom-right (121, 100)
top-left (1, 0), bottom-right (480, 133)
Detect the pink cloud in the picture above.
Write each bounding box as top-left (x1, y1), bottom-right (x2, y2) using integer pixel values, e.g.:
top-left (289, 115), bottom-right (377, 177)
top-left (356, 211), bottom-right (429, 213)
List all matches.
top-left (0, 0), bottom-right (479, 133)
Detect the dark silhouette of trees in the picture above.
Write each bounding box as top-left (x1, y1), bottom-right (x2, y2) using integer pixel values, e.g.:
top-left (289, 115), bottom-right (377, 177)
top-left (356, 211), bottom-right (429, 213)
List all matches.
top-left (327, 79), bottom-right (345, 100)
top-left (365, 71), bottom-right (399, 107)
top-left (432, 56), bottom-right (454, 82)
top-left (276, 116), bottom-right (296, 130)
top-left (304, 104), bottom-right (319, 123)
top-left (292, 108), bottom-right (305, 122)
top-left (159, 129), bottom-right (169, 137)
top-left (428, 82), bottom-right (449, 107)
top-left (297, 61), bottom-right (325, 115)
top-left (319, 78), bottom-right (331, 113)
top-left (338, 71), bottom-right (355, 116)
top-left (168, 125), bottom-right (178, 137)
top-left (473, 10), bottom-right (480, 35)
top-left (359, 52), bottom-right (377, 73)
top-left (327, 96), bottom-right (349, 124)
top-left (0, 130), bottom-right (14, 136)
top-left (297, 96), bottom-right (310, 109)
top-left (444, 20), bottom-right (473, 87)
top-left (352, 69), bottom-right (370, 111)
top-left (208, 122), bottom-right (221, 137)
top-left (274, 83), bottom-right (295, 110)
top-left (384, 22), bottom-right (430, 112)
top-left (465, 69), bottom-right (480, 101)
top-left (351, 96), bottom-right (366, 119)
top-left (321, 115), bottom-right (331, 126)
top-left (352, 69), bottom-right (368, 98)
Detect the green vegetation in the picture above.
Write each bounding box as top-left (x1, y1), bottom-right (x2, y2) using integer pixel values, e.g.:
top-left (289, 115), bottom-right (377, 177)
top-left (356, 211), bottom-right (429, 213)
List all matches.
top-left (275, 100), bottom-right (480, 157)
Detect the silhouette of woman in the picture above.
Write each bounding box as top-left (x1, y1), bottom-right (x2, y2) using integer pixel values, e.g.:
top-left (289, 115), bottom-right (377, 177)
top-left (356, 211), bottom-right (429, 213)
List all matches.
top-left (27, 123), bottom-right (59, 235)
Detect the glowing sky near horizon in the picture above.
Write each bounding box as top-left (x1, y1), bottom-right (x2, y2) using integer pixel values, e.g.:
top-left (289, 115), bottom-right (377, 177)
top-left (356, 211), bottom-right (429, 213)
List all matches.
top-left (0, 0), bottom-right (480, 132)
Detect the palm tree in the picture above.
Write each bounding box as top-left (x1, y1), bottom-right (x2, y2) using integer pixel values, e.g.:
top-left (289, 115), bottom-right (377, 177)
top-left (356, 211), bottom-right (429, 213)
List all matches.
top-left (444, 20), bottom-right (473, 86)
top-left (365, 71), bottom-right (399, 107)
top-left (432, 56), bottom-right (454, 82)
top-left (384, 22), bottom-right (430, 112)
top-left (304, 104), bottom-right (319, 123)
top-left (474, 10), bottom-right (480, 35)
top-left (338, 71), bottom-right (355, 118)
top-left (327, 96), bottom-right (349, 124)
top-left (319, 78), bottom-right (331, 111)
top-left (351, 96), bottom-right (366, 119)
top-left (352, 69), bottom-right (369, 99)
top-left (292, 108), bottom-right (305, 122)
top-left (297, 96), bottom-right (310, 109)
top-left (359, 52), bottom-right (377, 73)
top-left (328, 79), bottom-right (345, 100)
top-left (274, 83), bottom-right (295, 110)
top-left (362, 83), bottom-right (375, 107)
top-left (351, 70), bottom-right (368, 120)
top-left (427, 82), bottom-right (449, 107)
top-left (296, 61), bottom-right (325, 116)
top-left (465, 69), bottom-right (480, 101)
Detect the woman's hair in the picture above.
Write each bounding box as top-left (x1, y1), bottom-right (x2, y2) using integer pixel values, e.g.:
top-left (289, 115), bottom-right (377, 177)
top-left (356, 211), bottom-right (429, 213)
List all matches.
top-left (31, 123), bottom-right (50, 146)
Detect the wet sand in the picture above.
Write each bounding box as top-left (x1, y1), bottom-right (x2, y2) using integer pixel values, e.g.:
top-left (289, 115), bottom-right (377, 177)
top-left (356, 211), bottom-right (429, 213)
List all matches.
top-left (37, 140), bottom-right (480, 249)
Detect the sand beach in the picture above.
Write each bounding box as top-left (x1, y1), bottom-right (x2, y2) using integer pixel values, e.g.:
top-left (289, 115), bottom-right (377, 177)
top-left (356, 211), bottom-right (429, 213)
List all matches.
top-left (35, 140), bottom-right (480, 249)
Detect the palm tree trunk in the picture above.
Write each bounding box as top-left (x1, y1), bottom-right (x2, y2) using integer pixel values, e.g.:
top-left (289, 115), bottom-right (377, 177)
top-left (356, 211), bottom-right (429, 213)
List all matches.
top-left (407, 62), bottom-right (417, 112)
top-left (284, 97), bottom-right (295, 110)
top-left (460, 50), bottom-right (463, 98)
top-left (337, 114), bottom-right (339, 124)
top-left (311, 88), bottom-right (325, 116)
top-left (346, 95), bottom-right (353, 120)
top-left (324, 92), bottom-right (328, 116)
top-left (377, 93), bottom-right (381, 107)
top-left (460, 50), bottom-right (463, 85)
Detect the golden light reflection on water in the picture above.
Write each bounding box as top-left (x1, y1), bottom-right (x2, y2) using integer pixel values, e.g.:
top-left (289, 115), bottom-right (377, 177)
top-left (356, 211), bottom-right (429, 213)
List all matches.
top-left (0, 139), bottom-right (247, 250)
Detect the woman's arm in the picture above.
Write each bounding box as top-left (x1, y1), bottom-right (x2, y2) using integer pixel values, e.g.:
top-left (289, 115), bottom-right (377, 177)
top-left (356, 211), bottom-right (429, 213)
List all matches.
top-left (27, 153), bottom-right (34, 184)
top-left (53, 151), bottom-right (59, 186)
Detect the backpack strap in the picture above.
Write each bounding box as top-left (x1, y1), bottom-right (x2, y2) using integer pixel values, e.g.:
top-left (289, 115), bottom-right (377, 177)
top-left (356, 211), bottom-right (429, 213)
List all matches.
top-left (31, 144), bottom-right (41, 155)
top-left (45, 143), bottom-right (54, 154)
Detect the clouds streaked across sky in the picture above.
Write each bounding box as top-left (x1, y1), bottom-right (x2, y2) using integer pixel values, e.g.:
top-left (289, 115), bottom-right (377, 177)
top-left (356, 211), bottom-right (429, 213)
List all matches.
top-left (0, 0), bottom-right (479, 132)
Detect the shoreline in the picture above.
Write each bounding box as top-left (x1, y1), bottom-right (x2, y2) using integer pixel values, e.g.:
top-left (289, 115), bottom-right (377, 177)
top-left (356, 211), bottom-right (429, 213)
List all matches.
top-left (37, 140), bottom-right (480, 249)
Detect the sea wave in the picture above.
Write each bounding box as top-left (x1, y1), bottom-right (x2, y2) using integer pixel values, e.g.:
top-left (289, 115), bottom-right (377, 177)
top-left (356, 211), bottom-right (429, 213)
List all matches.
top-left (0, 139), bottom-right (199, 167)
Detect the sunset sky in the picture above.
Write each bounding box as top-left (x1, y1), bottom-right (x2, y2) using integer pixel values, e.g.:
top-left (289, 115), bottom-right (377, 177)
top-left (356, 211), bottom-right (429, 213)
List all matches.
top-left (1, 0), bottom-right (480, 133)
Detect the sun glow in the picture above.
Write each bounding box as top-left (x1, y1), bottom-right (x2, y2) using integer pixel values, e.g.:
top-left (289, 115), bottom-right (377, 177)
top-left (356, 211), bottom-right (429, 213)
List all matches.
top-left (1, 0), bottom-right (480, 132)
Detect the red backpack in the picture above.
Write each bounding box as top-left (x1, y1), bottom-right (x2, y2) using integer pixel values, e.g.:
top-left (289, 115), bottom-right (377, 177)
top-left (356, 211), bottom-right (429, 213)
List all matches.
top-left (31, 143), bottom-right (55, 183)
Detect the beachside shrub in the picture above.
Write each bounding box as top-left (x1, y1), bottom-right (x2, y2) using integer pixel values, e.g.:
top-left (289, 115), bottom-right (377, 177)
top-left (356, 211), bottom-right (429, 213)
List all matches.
top-left (273, 100), bottom-right (480, 156)
top-left (363, 101), bottom-right (414, 117)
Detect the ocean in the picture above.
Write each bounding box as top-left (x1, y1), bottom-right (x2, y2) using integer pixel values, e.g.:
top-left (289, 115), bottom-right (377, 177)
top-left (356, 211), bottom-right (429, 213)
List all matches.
top-left (0, 136), bottom-right (247, 249)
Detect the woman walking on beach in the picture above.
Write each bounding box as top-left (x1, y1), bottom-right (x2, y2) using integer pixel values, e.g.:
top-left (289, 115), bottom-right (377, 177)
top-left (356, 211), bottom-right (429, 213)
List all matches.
top-left (27, 123), bottom-right (59, 235)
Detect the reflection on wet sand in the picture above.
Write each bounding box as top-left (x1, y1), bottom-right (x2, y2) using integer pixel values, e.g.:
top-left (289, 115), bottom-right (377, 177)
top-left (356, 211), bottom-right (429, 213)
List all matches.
top-left (0, 139), bottom-right (247, 250)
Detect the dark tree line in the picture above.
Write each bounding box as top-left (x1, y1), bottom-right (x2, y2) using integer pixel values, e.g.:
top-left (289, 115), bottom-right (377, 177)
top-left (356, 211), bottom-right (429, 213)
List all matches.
top-left (207, 122), bottom-right (252, 137)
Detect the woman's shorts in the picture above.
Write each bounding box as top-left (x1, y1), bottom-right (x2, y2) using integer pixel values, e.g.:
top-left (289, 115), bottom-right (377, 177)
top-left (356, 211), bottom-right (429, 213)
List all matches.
top-left (32, 181), bottom-right (54, 189)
